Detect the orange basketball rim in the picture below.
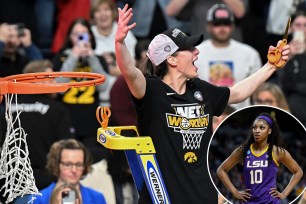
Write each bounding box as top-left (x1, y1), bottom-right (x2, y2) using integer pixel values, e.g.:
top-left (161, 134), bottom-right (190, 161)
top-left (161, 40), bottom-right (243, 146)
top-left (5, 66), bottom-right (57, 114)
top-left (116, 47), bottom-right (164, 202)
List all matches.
top-left (0, 72), bottom-right (106, 100)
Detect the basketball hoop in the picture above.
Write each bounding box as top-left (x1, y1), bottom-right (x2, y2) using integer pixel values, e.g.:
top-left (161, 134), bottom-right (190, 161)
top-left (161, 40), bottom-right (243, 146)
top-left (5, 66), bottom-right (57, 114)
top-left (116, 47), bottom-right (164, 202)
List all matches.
top-left (0, 72), bottom-right (106, 203)
top-left (0, 72), bottom-right (105, 96)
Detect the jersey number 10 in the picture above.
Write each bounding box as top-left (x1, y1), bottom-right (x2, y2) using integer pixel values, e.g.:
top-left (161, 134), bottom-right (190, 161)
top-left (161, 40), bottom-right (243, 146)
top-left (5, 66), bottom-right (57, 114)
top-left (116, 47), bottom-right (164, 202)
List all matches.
top-left (250, 169), bottom-right (263, 184)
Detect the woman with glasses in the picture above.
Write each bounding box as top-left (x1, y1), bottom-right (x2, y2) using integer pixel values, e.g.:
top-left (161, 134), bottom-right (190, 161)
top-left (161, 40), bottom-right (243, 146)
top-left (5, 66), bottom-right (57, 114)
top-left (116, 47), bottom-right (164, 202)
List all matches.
top-left (30, 139), bottom-right (106, 203)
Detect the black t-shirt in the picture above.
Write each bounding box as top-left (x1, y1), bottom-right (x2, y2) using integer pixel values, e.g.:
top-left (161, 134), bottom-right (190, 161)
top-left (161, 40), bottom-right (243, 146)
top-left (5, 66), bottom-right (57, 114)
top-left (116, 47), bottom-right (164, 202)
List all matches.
top-left (133, 77), bottom-right (230, 204)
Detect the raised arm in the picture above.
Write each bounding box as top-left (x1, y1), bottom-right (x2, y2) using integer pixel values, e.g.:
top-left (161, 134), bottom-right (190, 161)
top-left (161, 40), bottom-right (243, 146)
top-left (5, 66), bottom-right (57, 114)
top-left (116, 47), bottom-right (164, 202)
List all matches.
top-left (217, 147), bottom-right (251, 202)
top-left (115, 4), bottom-right (146, 99)
top-left (228, 42), bottom-right (290, 104)
top-left (270, 149), bottom-right (303, 200)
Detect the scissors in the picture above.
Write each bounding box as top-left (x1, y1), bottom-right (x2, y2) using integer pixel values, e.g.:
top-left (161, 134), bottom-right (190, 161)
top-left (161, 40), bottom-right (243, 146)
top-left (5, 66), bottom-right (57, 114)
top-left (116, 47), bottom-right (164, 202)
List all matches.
top-left (96, 106), bottom-right (111, 129)
top-left (267, 17), bottom-right (291, 68)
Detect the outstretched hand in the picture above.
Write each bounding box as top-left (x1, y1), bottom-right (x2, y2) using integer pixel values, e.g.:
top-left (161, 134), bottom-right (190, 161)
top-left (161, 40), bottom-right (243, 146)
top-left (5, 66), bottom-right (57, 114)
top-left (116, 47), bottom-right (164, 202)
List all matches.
top-left (115, 4), bottom-right (136, 43)
top-left (233, 189), bottom-right (251, 202)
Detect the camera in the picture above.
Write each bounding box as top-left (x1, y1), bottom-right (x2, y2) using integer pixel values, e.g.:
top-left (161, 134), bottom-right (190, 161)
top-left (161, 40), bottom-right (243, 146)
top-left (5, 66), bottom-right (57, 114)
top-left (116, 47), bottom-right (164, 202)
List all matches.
top-left (62, 190), bottom-right (76, 204)
top-left (15, 23), bottom-right (25, 37)
top-left (77, 33), bottom-right (89, 43)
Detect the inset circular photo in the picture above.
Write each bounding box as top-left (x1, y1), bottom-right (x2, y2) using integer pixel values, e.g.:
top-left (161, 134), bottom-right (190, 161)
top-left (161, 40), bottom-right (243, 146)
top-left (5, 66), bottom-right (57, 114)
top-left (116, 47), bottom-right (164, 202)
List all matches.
top-left (208, 105), bottom-right (306, 204)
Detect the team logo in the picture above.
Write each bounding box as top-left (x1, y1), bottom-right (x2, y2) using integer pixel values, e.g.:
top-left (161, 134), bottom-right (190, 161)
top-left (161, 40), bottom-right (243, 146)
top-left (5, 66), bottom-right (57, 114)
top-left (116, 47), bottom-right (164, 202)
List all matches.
top-left (184, 152), bottom-right (197, 163)
top-left (105, 130), bottom-right (116, 136)
top-left (99, 134), bottom-right (106, 143)
top-left (194, 91), bottom-right (203, 101)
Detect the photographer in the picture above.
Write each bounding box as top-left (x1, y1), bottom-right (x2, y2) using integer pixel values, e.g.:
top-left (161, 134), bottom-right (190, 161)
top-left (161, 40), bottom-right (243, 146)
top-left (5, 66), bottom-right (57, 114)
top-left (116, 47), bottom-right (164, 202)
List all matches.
top-left (50, 183), bottom-right (81, 204)
top-left (0, 23), bottom-right (42, 77)
top-left (30, 139), bottom-right (106, 203)
top-left (52, 18), bottom-right (111, 163)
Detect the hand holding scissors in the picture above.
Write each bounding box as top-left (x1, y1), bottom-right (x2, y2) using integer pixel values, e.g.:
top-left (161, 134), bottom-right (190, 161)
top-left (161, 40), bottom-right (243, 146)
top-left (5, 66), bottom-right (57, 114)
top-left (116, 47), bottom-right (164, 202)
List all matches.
top-left (267, 17), bottom-right (291, 68)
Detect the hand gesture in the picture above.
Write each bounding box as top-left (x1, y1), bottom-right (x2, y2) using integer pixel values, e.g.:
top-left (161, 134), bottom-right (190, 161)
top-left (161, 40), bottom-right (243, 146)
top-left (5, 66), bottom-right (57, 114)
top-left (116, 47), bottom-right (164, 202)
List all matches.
top-left (115, 4), bottom-right (136, 43)
top-left (233, 189), bottom-right (251, 202)
top-left (270, 187), bottom-right (286, 200)
top-left (19, 28), bottom-right (32, 47)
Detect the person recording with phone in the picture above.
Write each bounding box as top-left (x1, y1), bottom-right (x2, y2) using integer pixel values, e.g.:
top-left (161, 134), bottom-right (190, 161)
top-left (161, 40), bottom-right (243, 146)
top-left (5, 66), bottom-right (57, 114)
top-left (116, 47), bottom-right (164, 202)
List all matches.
top-left (52, 18), bottom-right (112, 164)
top-left (0, 23), bottom-right (42, 78)
top-left (50, 183), bottom-right (81, 204)
top-left (30, 139), bottom-right (106, 204)
top-left (279, 10), bottom-right (306, 127)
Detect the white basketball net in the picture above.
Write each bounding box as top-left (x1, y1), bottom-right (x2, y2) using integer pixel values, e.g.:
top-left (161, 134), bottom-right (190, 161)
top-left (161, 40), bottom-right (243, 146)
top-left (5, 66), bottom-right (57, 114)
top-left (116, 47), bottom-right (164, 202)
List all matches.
top-left (181, 130), bottom-right (203, 150)
top-left (0, 94), bottom-right (40, 203)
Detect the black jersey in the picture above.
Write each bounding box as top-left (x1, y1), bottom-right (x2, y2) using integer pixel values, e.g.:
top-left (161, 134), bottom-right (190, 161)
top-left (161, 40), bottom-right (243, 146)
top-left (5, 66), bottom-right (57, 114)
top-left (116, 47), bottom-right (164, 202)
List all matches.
top-left (134, 77), bottom-right (230, 204)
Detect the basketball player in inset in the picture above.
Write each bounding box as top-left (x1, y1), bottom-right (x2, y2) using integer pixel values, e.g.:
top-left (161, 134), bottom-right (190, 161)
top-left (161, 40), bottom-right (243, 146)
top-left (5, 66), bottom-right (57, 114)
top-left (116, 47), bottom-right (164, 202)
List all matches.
top-left (217, 113), bottom-right (303, 203)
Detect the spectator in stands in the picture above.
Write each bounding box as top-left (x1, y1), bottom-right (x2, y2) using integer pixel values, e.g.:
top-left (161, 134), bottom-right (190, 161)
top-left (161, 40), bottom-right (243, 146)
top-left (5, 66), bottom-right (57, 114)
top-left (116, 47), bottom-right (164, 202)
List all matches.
top-left (251, 82), bottom-right (290, 112)
top-left (91, 0), bottom-right (138, 107)
top-left (166, 0), bottom-right (245, 40)
top-left (52, 18), bottom-right (111, 163)
top-left (0, 23), bottom-right (42, 77)
top-left (196, 4), bottom-right (262, 109)
top-left (30, 139), bottom-right (106, 203)
top-left (91, 0), bottom-right (137, 76)
top-left (280, 10), bottom-right (306, 126)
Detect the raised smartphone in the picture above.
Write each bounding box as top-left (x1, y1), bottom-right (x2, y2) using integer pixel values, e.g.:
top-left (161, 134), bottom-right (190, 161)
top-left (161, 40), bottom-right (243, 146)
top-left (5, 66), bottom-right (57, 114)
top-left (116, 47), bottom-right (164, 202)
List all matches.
top-left (62, 190), bottom-right (76, 204)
